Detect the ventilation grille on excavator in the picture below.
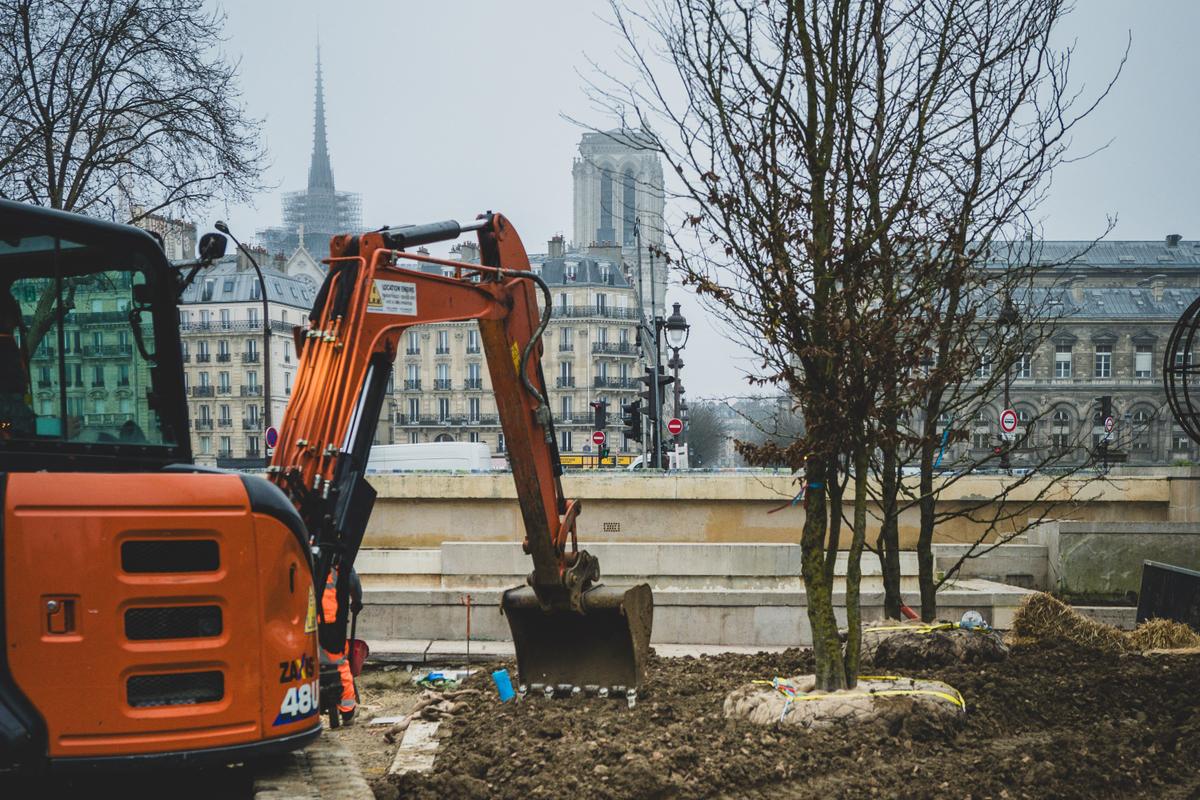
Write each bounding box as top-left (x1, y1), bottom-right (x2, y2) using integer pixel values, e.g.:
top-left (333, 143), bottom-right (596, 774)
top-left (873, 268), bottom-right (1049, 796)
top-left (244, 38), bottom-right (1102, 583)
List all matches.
top-left (126, 671), bottom-right (224, 708)
top-left (124, 606), bottom-right (223, 640)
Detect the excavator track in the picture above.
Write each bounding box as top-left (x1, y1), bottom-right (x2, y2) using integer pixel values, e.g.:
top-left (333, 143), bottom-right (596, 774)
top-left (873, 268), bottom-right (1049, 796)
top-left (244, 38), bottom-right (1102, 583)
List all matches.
top-left (251, 733), bottom-right (373, 800)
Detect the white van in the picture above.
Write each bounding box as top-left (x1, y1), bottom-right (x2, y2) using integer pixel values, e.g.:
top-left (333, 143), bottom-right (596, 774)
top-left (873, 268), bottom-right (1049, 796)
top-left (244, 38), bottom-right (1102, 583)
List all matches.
top-left (368, 442), bottom-right (495, 472)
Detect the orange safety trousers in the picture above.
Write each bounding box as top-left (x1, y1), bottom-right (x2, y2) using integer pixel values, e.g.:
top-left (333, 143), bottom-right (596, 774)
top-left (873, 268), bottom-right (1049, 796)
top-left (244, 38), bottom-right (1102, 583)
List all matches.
top-left (322, 576), bottom-right (356, 713)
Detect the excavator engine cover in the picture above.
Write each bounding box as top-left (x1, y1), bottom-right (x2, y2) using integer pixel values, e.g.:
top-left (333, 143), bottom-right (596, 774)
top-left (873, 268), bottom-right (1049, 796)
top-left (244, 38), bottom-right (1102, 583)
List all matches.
top-left (502, 583), bottom-right (653, 691)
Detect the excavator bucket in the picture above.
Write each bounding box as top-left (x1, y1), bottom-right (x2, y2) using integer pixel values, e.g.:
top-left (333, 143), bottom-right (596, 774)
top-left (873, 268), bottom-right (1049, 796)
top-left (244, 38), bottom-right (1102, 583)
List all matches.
top-left (502, 583), bottom-right (653, 692)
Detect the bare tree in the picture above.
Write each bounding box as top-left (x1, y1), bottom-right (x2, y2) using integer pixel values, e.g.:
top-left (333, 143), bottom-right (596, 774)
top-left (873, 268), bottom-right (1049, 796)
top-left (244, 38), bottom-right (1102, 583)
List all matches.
top-left (591, 0), bottom-right (1120, 688)
top-left (0, 0), bottom-right (264, 223)
top-left (682, 401), bottom-right (729, 467)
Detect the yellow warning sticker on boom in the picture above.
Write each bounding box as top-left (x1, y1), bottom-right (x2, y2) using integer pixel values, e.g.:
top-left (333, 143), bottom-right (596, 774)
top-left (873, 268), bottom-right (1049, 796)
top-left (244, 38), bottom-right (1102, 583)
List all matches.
top-left (511, 341), bottom-right (521, 373)
top-left (304, 585), bottom-right (318, 634)
top-left (366, 279), bottom-right (417, 315)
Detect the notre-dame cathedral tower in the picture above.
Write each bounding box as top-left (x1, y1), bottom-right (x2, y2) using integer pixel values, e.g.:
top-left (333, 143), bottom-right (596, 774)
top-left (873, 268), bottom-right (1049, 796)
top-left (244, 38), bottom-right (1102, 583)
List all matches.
top-left (572, 129), bottom-right (667, 315)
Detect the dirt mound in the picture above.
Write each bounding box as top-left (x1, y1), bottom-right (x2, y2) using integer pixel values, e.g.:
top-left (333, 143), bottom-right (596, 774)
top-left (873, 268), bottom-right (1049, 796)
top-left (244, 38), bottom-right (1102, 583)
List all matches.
top-left (871, 626), bottom-right (1008, 667)
top-left (381, 642), bottom-right (1200, 800)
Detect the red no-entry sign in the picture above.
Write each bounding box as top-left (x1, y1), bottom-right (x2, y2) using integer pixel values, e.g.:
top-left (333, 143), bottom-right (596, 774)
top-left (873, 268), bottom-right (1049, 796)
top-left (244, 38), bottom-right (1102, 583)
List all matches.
top-left (999, 409), bottom-right (1018, 435)
top-left (592, 430), bottom-right (606, 446)
top-left (667, 417), bottom-right (683, 436)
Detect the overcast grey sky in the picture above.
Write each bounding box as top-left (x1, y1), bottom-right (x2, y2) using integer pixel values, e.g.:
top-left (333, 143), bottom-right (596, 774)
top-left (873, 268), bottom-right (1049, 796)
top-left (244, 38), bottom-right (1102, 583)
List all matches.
top-left (208, 0), bottom-right (1200, 399)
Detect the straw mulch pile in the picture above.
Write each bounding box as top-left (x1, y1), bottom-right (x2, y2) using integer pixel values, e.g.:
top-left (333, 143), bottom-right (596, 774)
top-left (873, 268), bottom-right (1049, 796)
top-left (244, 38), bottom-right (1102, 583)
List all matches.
top-left (1010, 592), bottom-right (1200, 653)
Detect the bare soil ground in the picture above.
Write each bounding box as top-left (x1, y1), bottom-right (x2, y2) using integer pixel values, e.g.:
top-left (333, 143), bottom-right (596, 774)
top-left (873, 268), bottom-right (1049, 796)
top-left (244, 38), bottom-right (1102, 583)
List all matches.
top-left (327, 665), bottom-right (428, 783)
top-left (374, 642), bottom-right (1200, 800)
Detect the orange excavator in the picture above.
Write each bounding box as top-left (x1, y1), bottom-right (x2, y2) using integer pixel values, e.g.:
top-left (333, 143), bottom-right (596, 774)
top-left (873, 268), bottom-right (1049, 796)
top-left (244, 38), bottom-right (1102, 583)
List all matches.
top-left (0, 200), bottom-right (650, 772)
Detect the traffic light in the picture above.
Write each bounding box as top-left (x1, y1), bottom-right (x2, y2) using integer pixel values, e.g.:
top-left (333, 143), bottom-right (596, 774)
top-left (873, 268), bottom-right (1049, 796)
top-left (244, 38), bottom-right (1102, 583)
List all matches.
top-left (622, 399), bottom-right (643, 440)
top-left (638, 366), bottom-right (675, 422)
top-left (1095, 395), bottom-right (1113, 420)
top-left (590, 400), bottom-right (608, 431)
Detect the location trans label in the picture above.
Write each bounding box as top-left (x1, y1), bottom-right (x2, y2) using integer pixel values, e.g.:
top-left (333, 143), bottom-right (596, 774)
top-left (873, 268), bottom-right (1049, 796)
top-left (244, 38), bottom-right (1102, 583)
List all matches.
top-left (366, 280), bottom-right (417, 315)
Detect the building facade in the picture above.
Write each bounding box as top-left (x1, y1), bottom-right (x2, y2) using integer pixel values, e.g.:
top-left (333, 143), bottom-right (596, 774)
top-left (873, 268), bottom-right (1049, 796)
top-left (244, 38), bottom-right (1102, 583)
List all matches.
top-left (929, 238), bottom-right (1200, 468)
top-left (377, 241), bottom-right (644, 455)
top-left (177, 254), bottom-right (316, 468)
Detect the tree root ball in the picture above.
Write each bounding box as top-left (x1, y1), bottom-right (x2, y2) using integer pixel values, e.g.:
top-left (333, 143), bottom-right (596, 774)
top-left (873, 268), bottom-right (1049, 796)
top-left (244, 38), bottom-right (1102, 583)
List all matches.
top-left (867, 626), bottom-right (1009, 668)
top-left (723, 674), bottom-right (965, 738)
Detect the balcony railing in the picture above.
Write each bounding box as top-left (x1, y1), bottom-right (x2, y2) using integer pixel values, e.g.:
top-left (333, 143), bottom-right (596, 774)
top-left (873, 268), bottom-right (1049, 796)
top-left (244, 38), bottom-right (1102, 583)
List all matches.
top-left (91, 380), bottom-right (105, 388)
top-left (552, 305), bottom-right (640, 320)
top-left (217, 386), bottom-right (232, 395)
top-left (243, 419), bottom-right (261, 430)
top-left (592, 342), bottom-right (638, 356)
top-left (194, 419), bottom-right (214, 430)
top-left (182, 353), bottom-right (191, 363)
top-left (435, 347), bottom-right (451, 355)
top-left (82, 344), bottom-right (133, 358)
top-left (395, 414), bottom-right (425, 425)
top-left (217, 352), bottom-right (231, 362)
top-left (242, 352), bottom-right (260, 363)
top-left (240, 385), bottom-right (262, 397)
top-left (434, 379), bottom-right (452, 390)
top-left (556, 377), bottom-right (575, 388)
top-left (466, 346), bottom-right (481, 355)
top-left (464, 378), bottom-right (483, 390)
top-left (180, 319), bottom-right (293, 334)
top-left (558, 343), bottom-right (575, 352)
top-left (593, 376), bottom-right (637, 389)
top-left (218, 419), bottom-right (233, 428)
top-left (405, 347), bottom-right (420, 356)
top-left (37, 379), bottom-right (52, 388)
top-left (190, 386), bottom-right (215, 397)
top-left (404, 379), bottom-right (422, 390)
top-left (83, 412), bottom-right (133, 426)
top-left (217, 449), bottom-right (233, 459)
top-left (196, 353), bottom-right (211, 363)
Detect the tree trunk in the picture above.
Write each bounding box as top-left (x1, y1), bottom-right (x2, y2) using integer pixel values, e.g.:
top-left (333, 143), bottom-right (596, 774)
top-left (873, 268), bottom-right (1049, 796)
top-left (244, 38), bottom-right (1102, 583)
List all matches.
top-left (802, 455), bottom-right (846, 691)
top-left (917, 405), bottom-right (940, 622)
top-left (843, 448), bottom-right (869, 688)
top-left (823, 455), bottom-right (843, 586)
top-left (877, 411), bottom-right (902, 619)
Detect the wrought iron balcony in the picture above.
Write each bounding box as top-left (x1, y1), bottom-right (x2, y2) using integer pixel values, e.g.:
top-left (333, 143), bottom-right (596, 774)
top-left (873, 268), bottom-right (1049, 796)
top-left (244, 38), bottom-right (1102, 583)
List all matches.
top-left (556, 377), bottom-right (576, 388)
top-left (190, 386), bottom-right (215, 397)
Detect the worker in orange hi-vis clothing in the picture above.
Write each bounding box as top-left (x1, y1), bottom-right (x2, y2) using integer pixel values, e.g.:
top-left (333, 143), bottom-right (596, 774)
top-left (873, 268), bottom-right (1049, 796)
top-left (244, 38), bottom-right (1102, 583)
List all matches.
top-left (321, 566), bottom-right (363, 725)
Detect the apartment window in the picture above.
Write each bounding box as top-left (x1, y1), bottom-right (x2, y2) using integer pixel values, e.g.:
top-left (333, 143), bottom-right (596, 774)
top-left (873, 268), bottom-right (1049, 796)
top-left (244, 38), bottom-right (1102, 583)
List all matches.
top-left (250, 281), bottom-right (261, 300)
top-left (1173, 430), bottom-right (1191, 452)
top-left (468, 432), bottom-right (480, 443)
top-left (409, 431), bottom-right (420, 444)
top-left (70, 362), bottom-right (82, 387)
top-left (197, 340), bottom-right (209, 360)
top-left (180, 310), bottom-right (191, 327)
top-left (468, 397), bottom-right (481, 422)
top-left (467, 329), bottom-right (480, 354)
top-left (498, 433), bottom-right (505, 452)
top-left (118, 363), bottom-right (130, 386)
top-left (219, 371), bottom-right (231, 392)
top-left (247, 370), bottom-right (259, 389)
top-left (1094, 344), bottom-right (1112, 379)
top-left (201, 279), bottom-right (214, 301)
top-left (200, 436), bottom-right (211, 454)
top-left (975, 357), bottom-right (990, 379)
top-left (560, 327), bottom-right (574, 352)
top-left (220, 308), bottom-right (231, 328)
top-left (466, 363), bottom-right (482, 389)
top-left (220, 404), bottom-right (231, 424)
top-left (198, 404), bottom-right (211, 423)
top-left (1051, 409), bottom-right (1071, 453)
top-left (1054, 345), bottom-right (1072, 378)
top-left (91, 331), bottom-right (103, 349)
top-left (560, 395), bottom-right (573, 421)
top-left (558, 292), bottom-right (568, 313)
top-left (1016, 353), bottom-right (1031, 380)
top-left (219, 436), bottom-right (232, 456)
top-left (199, 309), bottom-right (211, 326)
top-left (597, 327), bottom-right (609, 345)
top-left (284, 372), bottom-right (292, 394)
top-left (595, 293), bottom-right (608, 314)
top-left (435, 363), bottom-right (451, 390)
top-left (438, 397), bottom-right (450, 422)
top-left (1133, 409), bottom-right (1152, 450)
top-left (247, 307), bottom-right (259, 326)
top-left (199, 371), bottom-right (210, 387)
top-left (1135, 345), bottom-right (1153, 378)
top-left (284, 341), bottom-right (291, 364)
top-left (408, 398), bottom-right (420, 421)
top-left (245, 339), bottom-right (258, 360)
top-left (180, 341), bottom-right (189, 359)
top-left (218, 339), bottom-right (230, 360)
top-left (92, 364), bottom-right (104, 387)
top-left (437, 330), bottom-right (450, 354)
top-left (407, 331), bottom-right (420, 355)
top-left (247, 436), bottom-right (260, 456)
top-left (560, 430), bottom-right (573, 451)
top-left (558, 360), bottom-right (573, 387)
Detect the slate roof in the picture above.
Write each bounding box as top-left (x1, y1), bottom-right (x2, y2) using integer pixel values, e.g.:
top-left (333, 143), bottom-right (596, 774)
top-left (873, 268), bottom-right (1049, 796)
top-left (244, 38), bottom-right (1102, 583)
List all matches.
top-left (985, 239), bottom-right (1200, 269)
top-left (177, 256), bottom-right (317, 309)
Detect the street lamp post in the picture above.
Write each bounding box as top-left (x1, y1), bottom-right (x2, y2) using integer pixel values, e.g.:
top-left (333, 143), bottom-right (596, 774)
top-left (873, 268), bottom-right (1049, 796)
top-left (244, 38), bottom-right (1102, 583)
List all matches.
top-left (998, 297), bottom-right (1020, 472)
top-left (663, 302), bottom-right (690, 466)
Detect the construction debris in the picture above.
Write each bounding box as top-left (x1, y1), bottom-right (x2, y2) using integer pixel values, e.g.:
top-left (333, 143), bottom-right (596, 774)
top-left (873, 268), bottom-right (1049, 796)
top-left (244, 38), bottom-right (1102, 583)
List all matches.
top-left (382, 689), bottom-right (479, 744)
top-left (1011, 592), bottom-right (1200, 653)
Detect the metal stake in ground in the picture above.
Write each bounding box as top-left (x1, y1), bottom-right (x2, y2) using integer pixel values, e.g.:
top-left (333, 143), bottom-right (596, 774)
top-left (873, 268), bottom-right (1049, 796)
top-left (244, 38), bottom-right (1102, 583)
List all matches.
top-left (460, 593), bottom-right (473, 666)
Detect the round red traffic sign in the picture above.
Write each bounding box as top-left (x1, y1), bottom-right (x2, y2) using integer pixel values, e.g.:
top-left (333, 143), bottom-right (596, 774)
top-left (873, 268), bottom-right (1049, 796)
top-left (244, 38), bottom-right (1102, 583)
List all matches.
top-left (592, 430), bottom-right (606, 446)
top-left (999, 408), bottom-right (1018, 434)
top-left (1104, 416), bottom-right (1115, 433)
top-left (667, 417), bottom-right (683, 436)
top-left (265, 425), bottom-right (279, 448)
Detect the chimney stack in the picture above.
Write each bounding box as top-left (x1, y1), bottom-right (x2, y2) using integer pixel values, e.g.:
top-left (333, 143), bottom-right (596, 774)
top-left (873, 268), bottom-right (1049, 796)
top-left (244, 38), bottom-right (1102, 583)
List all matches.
top-left (548, 234), bottom-right (565, 258)
top-left (1167, 234), bottom-right (1183, 247)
